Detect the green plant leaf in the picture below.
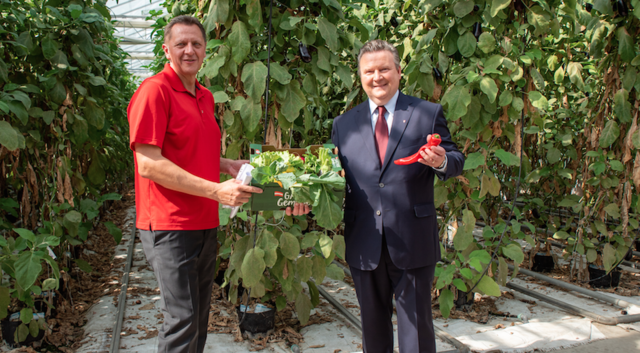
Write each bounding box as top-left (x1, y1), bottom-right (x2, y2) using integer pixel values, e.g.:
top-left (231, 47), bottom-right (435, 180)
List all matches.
top-left (229, 21), bottom-right (250, 63)
top-left (602, 243), bottom-right (616, 272)
top-left (454, 0), bottom-right (475, 17)
top-left (246, 0), bottom-right (262, 30)
top-left (613, 89), bottom-right (632, 123)
top-left (204, 0), bottom-right (229, 32)
top-left (441, 85), bottom-right (471, 120)
top-left (296, 291), bottom-right (312, 325)
top-left (603, 203), bottom-right (620, 219)
top-left (452, 278), bottom-right (468, 292)
top-left (276, 80), bottom-right (306, 123)
top-left (240, 99), bottom-right (262, 131)
top-left (301, 233), bottom-right (319, 249)
top-left (528, 91), bottom-right (548, 111)
top-left (599, 120), bottom-right (620, 148)
top-left (617, 27), bottom-right (635, 63)
top-left (438, 288), bottom-right (454, 318)
top-left (480, 77), bottom-right (498, 103)
top-left (75, 259), bottom-right (93, 272)
top-left (311, 255), bottom-right (326, 283)
top-left (51, 50), bottom-right (70, 70)
top-left (242, 61), bottom-right (268, 102)
top-left (475, 275), bottom-right (501, 296)
top-left (280, 232), bottom-right (301, 260)
top-left (104, 221), bottom-right (122, 244)
top-left (88, 156), bottom-right (105, 185)
top-left (15, 251), bottom-right (42, 290)
top-left (0, 121), bottom-right (19, 151)
top-left (478, 33), bottom-right (496, 53)
top-left (269, 62), bottom-right (292, 85)
top-left (41, 36), bottom-right (57, 59)
top-left (318, 233), bottom-right (333, 259)
top-left (494, 149), bottom-right (520, 166)
top-left (296, 256), bottom-right (313, 282)
top-left (457, 32), bottom-right (477, 58)
top-left (502, 244), bottom-right (524, 264)
top-left (326, 264), bottom-right (345, 281)
top-left (242, 248), bottom-right (266, 287)
top-left (20, 308), bottom-right (32, 324)
top-left (332, 234), bottom-right (346, 259)
top-left (464, 152), bottom-right (485, 170)
top-left (491, 0), bottom-right (510, 16)
top-left (317, 18), bottom-right (339, 52)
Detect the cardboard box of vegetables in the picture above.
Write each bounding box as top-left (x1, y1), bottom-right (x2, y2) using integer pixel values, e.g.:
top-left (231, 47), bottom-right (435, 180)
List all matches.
top-left (247, 144), bottom-right (345, 229)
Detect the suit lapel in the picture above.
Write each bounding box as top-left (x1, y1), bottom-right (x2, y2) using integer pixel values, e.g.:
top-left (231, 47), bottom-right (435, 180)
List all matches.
top-left (354, 103), bottom-right (381, 168)
top-left (381, 93), bottom-right (415, 173)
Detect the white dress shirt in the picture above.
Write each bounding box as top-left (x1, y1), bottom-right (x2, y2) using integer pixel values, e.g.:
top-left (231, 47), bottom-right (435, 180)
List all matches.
top-left (368, 91), bottom-right (447, 171)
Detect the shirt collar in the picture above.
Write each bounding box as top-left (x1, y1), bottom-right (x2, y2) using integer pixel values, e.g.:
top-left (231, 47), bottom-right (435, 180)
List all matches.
top-left (162, 63), bottom-right (203, 95)
top-left (368, 90), bottom-right (400, 116)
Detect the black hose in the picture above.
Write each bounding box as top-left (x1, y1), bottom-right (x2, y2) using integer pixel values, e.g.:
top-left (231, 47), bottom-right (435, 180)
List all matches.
top-left (110, 213), bottom-right (137, 353)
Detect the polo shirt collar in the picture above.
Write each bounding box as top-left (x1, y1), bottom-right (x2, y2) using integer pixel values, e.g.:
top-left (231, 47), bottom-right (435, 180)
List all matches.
top-left (162, 63), bottom-right (203, 95)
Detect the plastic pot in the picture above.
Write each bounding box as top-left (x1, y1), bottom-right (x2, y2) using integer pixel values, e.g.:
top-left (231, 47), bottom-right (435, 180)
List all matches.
top-left (531, 252), bottom-right (555, 273)
top-left (588, 265), bottom-right (621, 289)
top-left (236, 304), bottom-right (275, 336)
top-left (1, 313), bottom-right (45, 347)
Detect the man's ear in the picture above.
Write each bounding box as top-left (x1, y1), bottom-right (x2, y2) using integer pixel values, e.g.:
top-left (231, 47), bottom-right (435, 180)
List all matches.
top-left (161, 44), bottom-right (170, 61)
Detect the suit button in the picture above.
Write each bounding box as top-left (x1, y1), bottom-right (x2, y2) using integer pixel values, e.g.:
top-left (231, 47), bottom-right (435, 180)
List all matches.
top-left (379, 183), bottom-right (384, 188)
top-left (376, 210), bottom-right (381, 216)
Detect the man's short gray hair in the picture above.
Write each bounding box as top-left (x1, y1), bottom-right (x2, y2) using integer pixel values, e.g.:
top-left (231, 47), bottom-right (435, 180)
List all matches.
top-left (357, 40), bottom-right (401, 74)
top-left (165, 15), bottom-right (206, 43)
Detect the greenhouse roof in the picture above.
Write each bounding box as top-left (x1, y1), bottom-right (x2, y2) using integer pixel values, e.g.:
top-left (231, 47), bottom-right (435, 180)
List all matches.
top-left (106, 0), bottom-right (165, 79)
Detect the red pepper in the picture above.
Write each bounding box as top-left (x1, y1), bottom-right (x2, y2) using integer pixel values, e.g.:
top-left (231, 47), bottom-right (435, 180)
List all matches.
top-left (393, 134), bottom-right (442, 165)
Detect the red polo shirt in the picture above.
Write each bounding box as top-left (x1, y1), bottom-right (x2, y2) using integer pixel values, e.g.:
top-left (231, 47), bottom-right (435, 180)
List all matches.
top-left (128, 64), bottom-right (221, 230)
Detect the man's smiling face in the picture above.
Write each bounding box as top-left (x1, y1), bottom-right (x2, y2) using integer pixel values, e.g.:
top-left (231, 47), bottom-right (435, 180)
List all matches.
top-left (359, 50), bottom-right (402, 107)
top-left (162, 23), bottom-right (205, 79)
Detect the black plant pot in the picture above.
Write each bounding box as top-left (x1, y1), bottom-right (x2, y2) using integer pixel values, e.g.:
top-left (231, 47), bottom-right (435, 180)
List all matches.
top-left (236, 306), bottom-right (275, 335)
top-left (588, 265), bottom-right (621, 289)
top-left (454, 289), bottom-right (473, 309)
top-left (635, 240), bottom-right (640, 252)
top-left (1, 314), bottom-right (45, 346)
top-left (531, 252), bottom-right (555, 273)
top-left (624, 247), bottom-right (634, 261)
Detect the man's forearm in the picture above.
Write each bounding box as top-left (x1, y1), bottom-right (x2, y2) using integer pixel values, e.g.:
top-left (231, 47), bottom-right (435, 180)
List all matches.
top-left (220, 158), bottom-right (234, 176)
top-left (136, 151), bottom-right (221, 201)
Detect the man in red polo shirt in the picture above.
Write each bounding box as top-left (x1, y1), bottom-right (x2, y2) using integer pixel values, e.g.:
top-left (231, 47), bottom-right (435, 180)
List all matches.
top-left (128, 15), bottom-right (307, 353)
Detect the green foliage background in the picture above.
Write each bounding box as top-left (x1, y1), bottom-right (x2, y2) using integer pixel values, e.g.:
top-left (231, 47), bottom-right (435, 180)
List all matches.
top-left (158, 0), bottom-right (639, 320)
top-left (0, 0), bottom-right (135, 341)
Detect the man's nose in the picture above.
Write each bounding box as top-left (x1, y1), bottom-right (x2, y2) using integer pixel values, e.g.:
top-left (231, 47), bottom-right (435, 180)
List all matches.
top-left (184, 43), bottom-right (195, 54)
top-left (373, 70), bottom-right (382, 80)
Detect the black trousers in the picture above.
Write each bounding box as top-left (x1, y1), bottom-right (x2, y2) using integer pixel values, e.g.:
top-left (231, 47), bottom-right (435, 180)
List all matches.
top-left (139, 228), bottom-right (218, 353)
top-left (350, 236), bottom-right (436, 353)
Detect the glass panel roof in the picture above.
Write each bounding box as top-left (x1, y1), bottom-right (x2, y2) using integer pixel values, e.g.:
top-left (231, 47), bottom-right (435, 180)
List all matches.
top-left (106, 0), bottom-right (166, 79)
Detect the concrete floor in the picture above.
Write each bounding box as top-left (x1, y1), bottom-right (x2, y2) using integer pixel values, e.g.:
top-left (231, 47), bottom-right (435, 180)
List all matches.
top-left (556, 323), bottom-right (640, 352)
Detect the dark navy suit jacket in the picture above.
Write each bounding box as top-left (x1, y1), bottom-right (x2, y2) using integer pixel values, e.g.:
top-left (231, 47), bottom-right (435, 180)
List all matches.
top-left (332, 93), bottom-right (464, 271)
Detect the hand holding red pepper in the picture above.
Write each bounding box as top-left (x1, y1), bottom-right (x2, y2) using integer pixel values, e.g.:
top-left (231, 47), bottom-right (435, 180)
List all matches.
top-left (394, 134), bottom-right (446, 168)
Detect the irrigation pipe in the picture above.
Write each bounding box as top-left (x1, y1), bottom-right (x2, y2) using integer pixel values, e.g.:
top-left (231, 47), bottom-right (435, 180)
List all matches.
top-left (508, 264), bottom-right (637, 309)
top-left (506, 282), bottom-right (640, 325)
top-left (329, 261), bottom-right (470, 353)
top-left (110, 213), bottom-right (137, 353)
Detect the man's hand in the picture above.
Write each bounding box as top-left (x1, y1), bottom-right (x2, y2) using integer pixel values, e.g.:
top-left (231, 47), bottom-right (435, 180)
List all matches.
top-left (221, 158), bottom-right (249, 178)
top-left (215, 179), bottom-right (263, 207)
top-left (286, 203), bottom-right (311, 216)
top-left (418, 134), bottom-right (446, 168)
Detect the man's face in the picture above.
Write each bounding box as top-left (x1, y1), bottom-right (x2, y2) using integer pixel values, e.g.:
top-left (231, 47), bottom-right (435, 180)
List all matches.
top-left (359, 50), bottom-right (402, 106)
top-left (162, 24), bottom-right (205, 79)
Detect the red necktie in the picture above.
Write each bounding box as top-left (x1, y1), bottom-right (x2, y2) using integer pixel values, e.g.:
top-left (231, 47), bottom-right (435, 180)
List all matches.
top-left (375, 106), bottom-right (388, 166)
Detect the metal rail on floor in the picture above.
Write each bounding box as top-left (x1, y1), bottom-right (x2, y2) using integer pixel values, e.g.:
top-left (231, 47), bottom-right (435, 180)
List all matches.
top-left (328, 261), bottom-right (470, 353)
top-left (109, 213), bottom-right (137, 353)
top-left (506, 282), bottom-right (640, 325)
top-left (510, 265), bottom-right (637, 309)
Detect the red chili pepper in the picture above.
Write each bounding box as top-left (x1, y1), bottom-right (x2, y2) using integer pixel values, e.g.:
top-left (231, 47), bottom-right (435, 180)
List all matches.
top-left (394, 134), bottom-right (442, 165)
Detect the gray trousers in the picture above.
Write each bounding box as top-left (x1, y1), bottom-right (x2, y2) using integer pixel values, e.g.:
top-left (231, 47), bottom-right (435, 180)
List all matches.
top-left (350, 236), bottom-right (436, 353)
top-left (139, 228), bottom-right (218, 353)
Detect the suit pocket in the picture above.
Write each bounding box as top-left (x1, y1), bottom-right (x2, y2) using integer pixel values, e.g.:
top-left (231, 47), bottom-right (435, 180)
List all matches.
top-left (414, 203), bottom-right (435, 218)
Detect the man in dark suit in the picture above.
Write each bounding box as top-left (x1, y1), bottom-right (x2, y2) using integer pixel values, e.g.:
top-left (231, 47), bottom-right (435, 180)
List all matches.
top-left (331, 39), bottom-right (464, 353)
